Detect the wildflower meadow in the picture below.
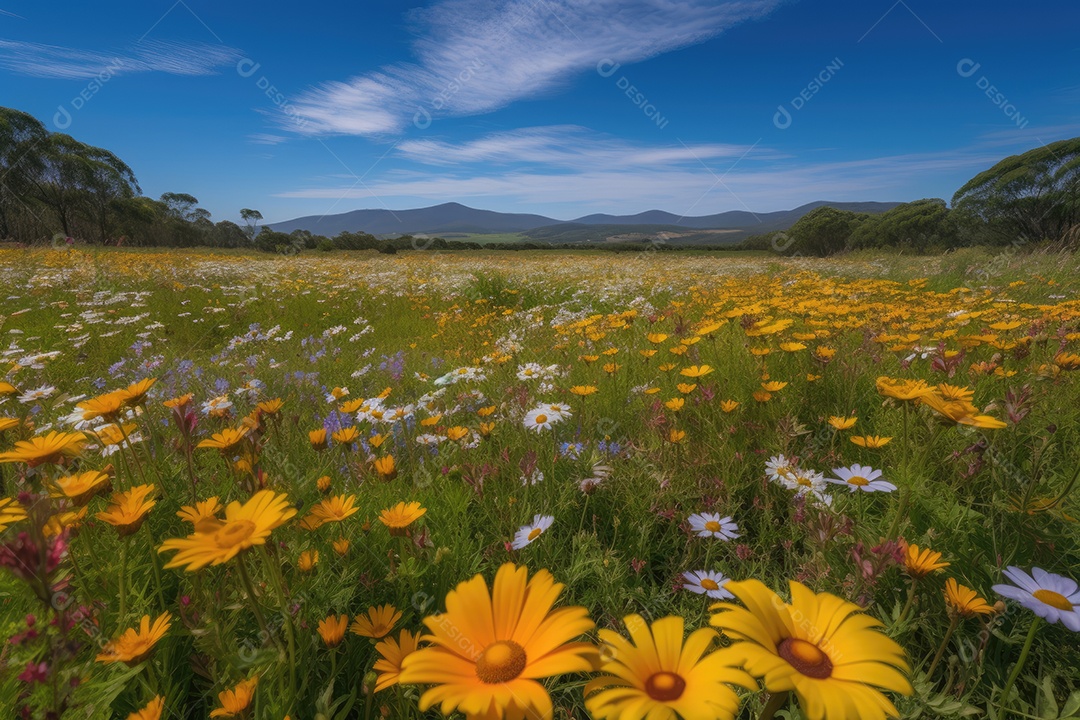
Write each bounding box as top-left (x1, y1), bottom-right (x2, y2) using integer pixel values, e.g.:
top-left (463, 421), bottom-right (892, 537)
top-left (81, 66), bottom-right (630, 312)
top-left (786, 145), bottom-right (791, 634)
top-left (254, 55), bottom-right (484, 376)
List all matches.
top-left (1, 246), bottom-right (1078, 720)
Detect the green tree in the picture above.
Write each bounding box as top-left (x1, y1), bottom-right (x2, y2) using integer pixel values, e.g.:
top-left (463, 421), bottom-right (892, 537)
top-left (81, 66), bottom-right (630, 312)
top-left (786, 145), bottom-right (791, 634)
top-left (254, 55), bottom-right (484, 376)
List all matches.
top-left (848, 199), bottom-right (957, 252)
top-left (785, 206), bottom-right (867, 257)
top-left (952, 137), bottom-right (1080, 244)
top-left (240, 208), bottom-right (263, 240)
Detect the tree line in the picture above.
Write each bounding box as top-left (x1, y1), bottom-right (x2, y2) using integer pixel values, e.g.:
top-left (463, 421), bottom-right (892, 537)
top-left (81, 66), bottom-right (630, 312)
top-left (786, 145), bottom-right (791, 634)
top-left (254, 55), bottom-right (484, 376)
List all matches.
top-left (742, 137), bottom-right (1080, 256)
top-left (3, 105), bottom-right (1077, 256)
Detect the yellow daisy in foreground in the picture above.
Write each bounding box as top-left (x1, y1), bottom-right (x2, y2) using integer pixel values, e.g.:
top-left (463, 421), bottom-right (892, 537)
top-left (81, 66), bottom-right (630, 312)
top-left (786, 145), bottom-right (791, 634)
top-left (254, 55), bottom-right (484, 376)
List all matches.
top-left (710, 579), bottom-right (912, 720)
top-left (96, 612), bottom-right (172, 666)
top-left (121, 378), bottom-right (156, 407)
top-left (399, 563), bottom-right (596, 720)
top-left (307, 494), bottom-right (359, 525)
top-left (75, 391), bottom-right (128, 422)
top-left (210, 677), bottom-right (258, 718)
top-left (96, 484), bottom-right (156, 536)
top-left (176, 497), bottom-right (223, 532)
top-left (586, 614), bottom-right (754, 720)
top-left (378, 501), bottom-right (426, 535)
top-left (196, 426), bottom-right (250, 452)
top-left (127, 696), bottom-right (164, 720)
top-left (0, 497), bottom-right (28, 533)
top-left (158, 490), bottom-right (296, 571)
top-left (51, 470), bottom-right (112, 506)
top-left (374, 628), bottom-right (419, 692)
top-left (351, 604), bottom-right (402, 639)
top-left (0, 431), bottom-right (88, 466)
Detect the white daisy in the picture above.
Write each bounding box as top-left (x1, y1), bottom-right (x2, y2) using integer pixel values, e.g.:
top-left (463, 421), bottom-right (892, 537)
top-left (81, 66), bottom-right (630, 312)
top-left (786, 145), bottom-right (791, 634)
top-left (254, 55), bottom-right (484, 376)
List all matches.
top-left (688, 512), bottom-right (740, 540)
top-left (516, 363), bottom-right (544, 381)
top-left (827, 464), bottom-right (896, 493)
top-left (18, 385), bottom-right (56, 404)
top-left (512, 514), bottom-right (553, 549)
top-left (682, 570), bottom-right (735, 599)
top-left (993, 567), bottom-right (1080, 631)
top-left (201, 395), bottom-right (232, 416)
top-left (765, 454), bottom-right (798, 485)
top-left (544, 402), bottom-right (573, 420)
top-left (523, 406), bottom-right (562, 432)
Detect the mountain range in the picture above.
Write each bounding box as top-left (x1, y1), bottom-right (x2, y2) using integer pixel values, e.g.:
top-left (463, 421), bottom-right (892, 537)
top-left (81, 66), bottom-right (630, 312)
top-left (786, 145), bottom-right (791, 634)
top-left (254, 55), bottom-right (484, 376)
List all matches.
top-left (269, 200), bottom-right (901, 240)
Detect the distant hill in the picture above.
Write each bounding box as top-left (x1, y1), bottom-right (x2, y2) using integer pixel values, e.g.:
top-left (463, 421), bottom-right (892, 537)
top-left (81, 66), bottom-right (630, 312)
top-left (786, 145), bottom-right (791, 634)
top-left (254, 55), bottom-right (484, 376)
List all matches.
top-left (270, 200), bottom-right (902, 239)
top-left (268, 202), bottom-right (561, 236)
top-left (571, 202), bottom-right (902, 231)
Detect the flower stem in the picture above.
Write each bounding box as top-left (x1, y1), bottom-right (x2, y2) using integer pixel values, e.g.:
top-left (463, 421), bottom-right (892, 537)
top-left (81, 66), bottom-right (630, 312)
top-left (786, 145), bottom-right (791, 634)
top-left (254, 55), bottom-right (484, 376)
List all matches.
top-left (927, 614), bottom-right (960, 677)
top-left (899, 578), bottom-right (918, 623)
top-left (118, 536), bottom-right (129, 624)
top-left (1000, 616), bottom-right (1041, 712)
top-left (236, 554), bottom-right (278, 652)
top-left (758, 690), bottom-right (790, 720)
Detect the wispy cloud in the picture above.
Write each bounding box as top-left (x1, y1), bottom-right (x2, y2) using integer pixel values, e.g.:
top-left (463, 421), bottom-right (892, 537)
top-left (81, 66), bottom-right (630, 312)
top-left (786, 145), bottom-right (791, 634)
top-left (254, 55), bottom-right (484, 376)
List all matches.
top-left (248, 133), bottom-right (288, 145)
top-left (395, 125), bottom-right (771, 168)
top-left (289, 0), bottom-right (784, 136)
top-left (0, 38), bottom-right (241, 80)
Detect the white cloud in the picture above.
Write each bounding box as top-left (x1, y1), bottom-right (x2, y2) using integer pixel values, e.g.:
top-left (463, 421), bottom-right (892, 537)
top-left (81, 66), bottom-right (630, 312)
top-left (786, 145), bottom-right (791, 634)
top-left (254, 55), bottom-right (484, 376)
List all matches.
top-left (289, 0), bottom-right (784, 136)
top-left (248, 133), bottom-right (288, 145)
top-left (0, 38), bottom-right (241, 80)
top-left (395, 125), bottom-right (768, 168)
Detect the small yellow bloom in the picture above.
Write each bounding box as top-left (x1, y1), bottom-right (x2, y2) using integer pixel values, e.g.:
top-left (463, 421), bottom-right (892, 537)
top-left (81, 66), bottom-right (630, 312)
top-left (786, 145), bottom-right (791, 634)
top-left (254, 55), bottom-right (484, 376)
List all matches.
top-left (210, 677), bottom-right (258, 718)
top-left (904, 544), bottom-right (949, 578)
top-left (851, 435), bottom-right (892, 448)
top-left (298, 550), bottom-right (319, 572)
top-left (944, 579), bottom-right (994, 617)
top-left (827, 415), bottom-right (857, 430)
top-left (318, 614), bottom-right (349, 648)
top-left (378, 501), bottom-right (426, 534)
top-left (351, 604), bottom-right (402, 639)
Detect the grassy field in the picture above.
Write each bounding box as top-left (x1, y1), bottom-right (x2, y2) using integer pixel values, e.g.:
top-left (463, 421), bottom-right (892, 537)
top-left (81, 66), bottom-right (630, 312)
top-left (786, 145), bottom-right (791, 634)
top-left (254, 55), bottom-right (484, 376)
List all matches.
top-left (1, 246), bottom-right (1078, 720)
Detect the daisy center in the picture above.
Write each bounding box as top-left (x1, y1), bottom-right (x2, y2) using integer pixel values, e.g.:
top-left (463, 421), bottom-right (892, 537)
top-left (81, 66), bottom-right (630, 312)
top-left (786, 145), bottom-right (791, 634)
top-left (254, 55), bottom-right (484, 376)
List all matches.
top-left (796, 476), bottom-right (813, 487)
top-left (847, 476), bottom-right (869, 486)
top-left (1033, 588), bottom-right (1074, 611)
top-left (704, 520), bottom-right (723, 532)
top-left (475, 640), bottom-right (527, 684)
top-left (534, 414), bottom-right (548, 424)
top-left (527, 528), bottom-right (543, 541)
top-left (777, 638), bottom-right (833, 679)
top-left (699, 578), bottom-right (720, 591)
top-left (213, 520), bottom-right (257, 549)
top-left (644, 671), bottom-right (686, 701)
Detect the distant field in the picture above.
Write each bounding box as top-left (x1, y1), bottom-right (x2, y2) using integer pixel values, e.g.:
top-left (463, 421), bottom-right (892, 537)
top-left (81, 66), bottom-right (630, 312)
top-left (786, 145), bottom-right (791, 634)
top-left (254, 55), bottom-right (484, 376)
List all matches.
top-left (451, 232), bottom-right (528, 244)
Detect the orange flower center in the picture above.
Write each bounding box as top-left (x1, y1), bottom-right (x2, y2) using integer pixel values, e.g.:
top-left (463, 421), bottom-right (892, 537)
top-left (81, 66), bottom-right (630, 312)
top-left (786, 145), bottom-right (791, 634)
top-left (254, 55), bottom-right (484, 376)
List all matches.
top-left (847, 475), bottom-right (869, 486)
top-left (777, 638), bottom-right (832, 679)
top-left (527, 528), bottom-right (543, 541)
top-left (699, 578), bottom-right (720, 591)
top-left (644, 671), bottom-right (686, 701)
top-left (214, 520), bottom-right (257, 549)
top-left (1033, 588), bottom-right (1074, 611)
top-left (704, 520), bottom-right (723, 532)
top-left (534, 414), bottom-right (548, 424)
top-left (475, 640), bottom-right (527, 684)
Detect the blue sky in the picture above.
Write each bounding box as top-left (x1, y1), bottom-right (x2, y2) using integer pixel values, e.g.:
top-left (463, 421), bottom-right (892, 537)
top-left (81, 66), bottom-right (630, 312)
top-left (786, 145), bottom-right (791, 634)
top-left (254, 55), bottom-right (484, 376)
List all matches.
top-left (2, 0), bottom-right (1078, 224)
